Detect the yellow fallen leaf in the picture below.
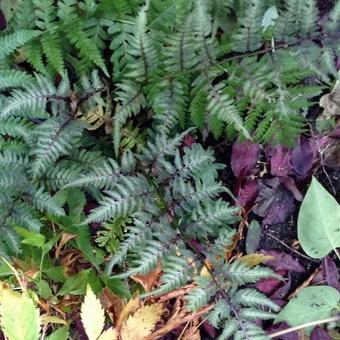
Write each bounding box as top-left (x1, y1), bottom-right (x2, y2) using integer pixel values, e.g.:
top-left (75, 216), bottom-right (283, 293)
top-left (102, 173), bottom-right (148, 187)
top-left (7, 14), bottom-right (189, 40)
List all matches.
top-left (117, 295), bottom-right (140, 327)
top-left (41, 314), bottom-right (67, 325)
top-left (239, 254), bottom-right (274, 267)
top-left (120, 303), bottom-right (163, 340)
top-left (81, 285), bottom-right (105, 340)
top-left (97, 328), bottom-right (118, 340)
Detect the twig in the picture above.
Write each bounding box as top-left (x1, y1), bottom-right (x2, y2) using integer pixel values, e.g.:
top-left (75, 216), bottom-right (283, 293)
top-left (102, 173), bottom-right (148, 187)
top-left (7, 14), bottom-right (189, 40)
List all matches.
top-left (144, 304), bottom-right (214, 340)
top-left (287, 267), bottom-right (319, 299)
top-left (266, 232), bottom-right (318, 262)
top-left (268, 315), bottom-right (340, 338)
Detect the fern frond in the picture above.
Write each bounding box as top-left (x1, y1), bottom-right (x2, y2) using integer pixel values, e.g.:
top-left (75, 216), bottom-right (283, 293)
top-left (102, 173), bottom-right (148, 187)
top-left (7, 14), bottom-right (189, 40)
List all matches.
top-left (26, 187), bottom-right (65, 216)
top-left (41, 32), bottom-right (64, 73)
top-left (208, 82), bottom-right (250, 139)
top-left (0, 75), bottom-right (56, 118)
top-left (66, 21), bottom-right (108, 76)
top-left (0, 117), bottom-right (34, 140)
top-left (232, 0), bottom-right (263, 52)
top-left (33, 0), bottom-right (57, 31)
top-left (126, 7), bottom-right (158, 81)
top-left (25, 41), bottom-right (48, 75)
top-left (83, 175), bottom-right (152, 224)
top-left (234, 289), bottom-right (280, 312)
top-left (0, 30), bottom-right (40, 60)
top-left (0, 70), bottom-right (34, 90)
top-left (31, 117), bottom-right (84, 177)
top-left (109, 22), bottom-right (135, 80)
top-left (225, 260), bottom-right (280, 285)
top-left (151, 76), bottom-right (189, 134)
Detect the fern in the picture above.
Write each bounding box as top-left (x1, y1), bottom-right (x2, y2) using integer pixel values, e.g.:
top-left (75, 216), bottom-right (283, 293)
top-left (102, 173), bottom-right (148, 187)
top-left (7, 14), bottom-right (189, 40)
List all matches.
top-left (0, 30), bottom-right (41, 60)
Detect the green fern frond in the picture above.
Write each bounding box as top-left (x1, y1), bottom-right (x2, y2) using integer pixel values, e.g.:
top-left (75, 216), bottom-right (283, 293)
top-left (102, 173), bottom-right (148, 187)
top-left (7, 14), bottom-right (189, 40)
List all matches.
top-left (26, 186), bottom-right (65, 216)
top-left (0, 30), bottom-right (41, 60)
top-left (66, 22), bottom-right (108, 76)
top-left (33, 0), bottom-right (57, 31)
top-left (232, 0), bottom-right (263, 52)
top-left (83, 175), bottom-right (152, 224)
top-left (225, 260), bottom-right (280, 285)
top-left (125, 7), bottom-right (158, 81)
top-left (0, 75), bottom-right (56, 118)
top-left (41, 32), bottom-right (64, 73)
top-left (0, 70), bottom-right (34, 90)
top-left (31, 117), bottom-right (84, 177)
top-left (208, 82), bottom-right (250, 139)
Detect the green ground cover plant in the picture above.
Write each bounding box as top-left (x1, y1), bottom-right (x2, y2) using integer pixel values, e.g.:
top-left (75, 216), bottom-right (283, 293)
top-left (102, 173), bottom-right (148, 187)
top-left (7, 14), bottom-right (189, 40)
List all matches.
top-left (0, 0), bottom-right (339, 339)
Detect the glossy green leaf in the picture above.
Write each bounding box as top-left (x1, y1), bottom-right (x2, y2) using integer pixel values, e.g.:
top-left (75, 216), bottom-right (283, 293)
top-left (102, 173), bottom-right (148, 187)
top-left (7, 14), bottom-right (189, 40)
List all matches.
top-left (298, 177), bottom-right (340, 258)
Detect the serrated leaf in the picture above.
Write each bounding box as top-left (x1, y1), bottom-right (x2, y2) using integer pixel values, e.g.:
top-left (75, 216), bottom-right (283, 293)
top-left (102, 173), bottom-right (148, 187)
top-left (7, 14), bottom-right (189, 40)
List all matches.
top-left (298, 177), bottom-right (340, 258)
top-left (97, 328), bottom-right (118, 340)
top-left (46, 326), bottom-right (69, 340)
top-left (120, 304), bottom-right (163, 340)
top-left (276, 286), bottom-right (340, 335)
top-left (0, 288), bottom-right (41, 340)
top-left (81, 285), bottom-right (105, 340)
top-left (117, 295), bottom-right (140, 327)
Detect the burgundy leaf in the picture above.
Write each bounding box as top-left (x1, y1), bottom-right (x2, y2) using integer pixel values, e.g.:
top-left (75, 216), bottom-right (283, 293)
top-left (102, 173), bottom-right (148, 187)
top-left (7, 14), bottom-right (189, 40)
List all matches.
top-left (269, 145), bottom-right (292, 177)
top-left (254, 179), bottom-right (295, 225)
top-left (280, 177), bottom-right (303, 201)
top-left (202, 321), bottom-right (216, 338)
top-left (311, 326), bottom-right (331, 340)
top-left (270, 273), bottom-right (293, 300)
top-left (182, 134), bottom-right (196, 148)
top-left (268, 323), bottom-right (299, 340)
top-left (261, 251), bottom-right (305, 272)
top-left (0, 10), bottom-right (6, 31)
top-left (323, 256), bottom-right (340, 291)
top-left (291, 136), bottom-right (314, 178)
top-left (237, 179), bottom-right (258, 208)
top-left (256, 270), bottom-right (286, 295)
top-left (231, 140), bottom-right (260, 179)
top-left (254, 178), bottom-right (280, 217)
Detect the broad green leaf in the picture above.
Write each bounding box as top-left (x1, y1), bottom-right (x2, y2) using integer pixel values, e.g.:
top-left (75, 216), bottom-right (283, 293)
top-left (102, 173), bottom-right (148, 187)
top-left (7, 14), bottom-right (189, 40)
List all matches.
top-left (57, 270), bottom-right (90, 296)
top-left (36, 279), bottom-right (52, 299)
top-left (46, 326), bottom-right (69, 340)
top-left (277, 286), bottom-right (340, 334)
top-left (0, 289), bottom-right (41, 340)
top-left (298, 177), bottom-right (340, 258)
top-left (14, 226), bottom-right (45, 248)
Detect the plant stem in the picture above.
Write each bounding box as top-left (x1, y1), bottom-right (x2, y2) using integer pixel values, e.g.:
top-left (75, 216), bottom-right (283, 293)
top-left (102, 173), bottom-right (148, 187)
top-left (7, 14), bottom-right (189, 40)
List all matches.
top-left (269, 315), bottom-right (340, 338)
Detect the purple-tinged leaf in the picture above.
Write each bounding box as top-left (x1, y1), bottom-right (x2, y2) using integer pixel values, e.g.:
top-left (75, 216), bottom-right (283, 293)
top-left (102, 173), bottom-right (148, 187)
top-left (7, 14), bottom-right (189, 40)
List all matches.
top-left (231, 140), bottom-right (260, 179)
top-left (268, 322), bottom-right (299, 340)
top-left (0, 10), bottom-right (6, 31)
top-left (271, 273), bottom-right (293, 300)
top-left (262, 190), bottom-right (294, 225)
top-left (261, 251), bottom-right (305, 272)
top-left (254, 179), bottom-right (295, 225)
top-left (268, 145), bottom-right (292, 177)
top-left (330, 126), bottom-right (340, 138)
top-left (237, 180), bottom-right (258, 208)
top-left (280, 177), bottom-right (303, 201)
top-left (202, 322), bottom-right (216, 338)
top-left (256, 270), bottom-right (286, 294)
top-left (311, 326), bottom-right (331, 340)
top-left (291, 136), bottom-right (314, 178)
top-left (254, 178), bottom-right (280, 217)
top-left (323, 256), bottom-right (340, 291)
top-left (182, 134), bottom-right (196, 148)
